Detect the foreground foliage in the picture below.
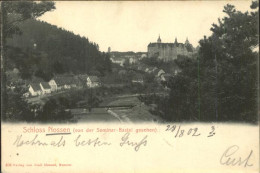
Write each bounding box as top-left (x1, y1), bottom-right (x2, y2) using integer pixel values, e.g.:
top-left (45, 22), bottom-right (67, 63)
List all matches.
top-left (160, 1), bottom-right (258, 123)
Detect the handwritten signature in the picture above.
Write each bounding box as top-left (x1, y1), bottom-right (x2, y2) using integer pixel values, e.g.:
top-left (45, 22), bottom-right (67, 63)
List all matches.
top-left (220, 145), bottom-right (253, 167)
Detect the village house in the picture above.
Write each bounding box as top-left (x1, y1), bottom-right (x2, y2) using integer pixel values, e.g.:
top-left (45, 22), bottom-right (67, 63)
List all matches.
top-left (49, 76), bottom-right (78, 91)
top-left (49, 78), bottom-right (59, 91)
top-left (160, 73), bottom-right (172, 82)
top-left (144, 67), bottom-right (150, 73)
top-left (157, 69), bottom-right (166, 77)
top-left (145, 67), bottom-right (154, 73)
top-left (29, 83), bottom-right (42, 96)
top-left (151, 67), bottom-right (158, 72)
top-left (23, 92), bottom-right (30, 98)
top-left (141, 54), bottom-right (147, 59)
top-left (129, 57), bottom-right (138, 64)
top-left (153, 69), bottom-right (160, 76)
top-left (76, 74), bottom-right (89, 88)
top-left (40, 82), bottom-right (52, 94)
top-left (132, 75), bottom-right (144, 84)
top-left (138, 64), bottom-right (146, 71)
top-left (64, 77), bottom-right (77, 89)
top-left (87, 76), bottom-right (101, 88)
top-left (73, 76), bottom-right (83, 88)
top-left (110, 57), bottom-right (125, 67)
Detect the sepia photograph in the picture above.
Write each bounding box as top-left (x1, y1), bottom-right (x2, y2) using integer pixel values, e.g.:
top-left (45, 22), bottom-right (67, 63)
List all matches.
top-left (1, 1), bottom-right (259, 172)
top-left (1, 1), bottom-right (258, 124)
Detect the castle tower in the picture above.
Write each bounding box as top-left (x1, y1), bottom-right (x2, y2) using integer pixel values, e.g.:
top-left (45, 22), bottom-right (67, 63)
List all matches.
top-left (174, 37), bottom-right (178, 44)
top-left (157, 35), bottom-right (161, 43)
top-left (185, 37), bottom-right (190, 45)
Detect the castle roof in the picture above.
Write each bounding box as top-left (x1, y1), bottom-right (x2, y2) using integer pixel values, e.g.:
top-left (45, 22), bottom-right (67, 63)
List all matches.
top-left (148, 42), bottom-right (184, 47)
top-left (185, 37), bottom-right (190, 44)
top-left (148, 42), bottom-right (193, 52)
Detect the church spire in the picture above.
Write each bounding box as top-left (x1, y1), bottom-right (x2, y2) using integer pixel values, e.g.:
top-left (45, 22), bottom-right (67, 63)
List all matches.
top-left (157, 35), bottom-right (161, 43)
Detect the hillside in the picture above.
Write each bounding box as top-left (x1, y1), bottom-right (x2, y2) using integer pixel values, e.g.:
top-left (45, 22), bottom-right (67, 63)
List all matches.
top-left (6, 19), bottom-right (111, 81)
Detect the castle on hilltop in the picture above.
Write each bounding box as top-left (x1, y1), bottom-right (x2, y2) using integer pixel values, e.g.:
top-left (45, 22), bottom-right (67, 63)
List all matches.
top-left (147, 35), bottom-right (195, 61)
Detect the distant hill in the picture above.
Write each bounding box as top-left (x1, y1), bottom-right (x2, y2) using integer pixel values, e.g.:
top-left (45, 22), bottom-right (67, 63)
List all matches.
top-left (6, 19), bottom-right (111, 81)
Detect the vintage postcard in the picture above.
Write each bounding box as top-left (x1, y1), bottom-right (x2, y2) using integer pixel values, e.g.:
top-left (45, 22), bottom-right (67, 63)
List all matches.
top-left (1, 1), bottom-right (259, 173)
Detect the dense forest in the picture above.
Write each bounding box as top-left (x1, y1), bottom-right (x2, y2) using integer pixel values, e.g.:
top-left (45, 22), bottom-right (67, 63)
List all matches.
top-left (6, 18), bottom-right (111, 81)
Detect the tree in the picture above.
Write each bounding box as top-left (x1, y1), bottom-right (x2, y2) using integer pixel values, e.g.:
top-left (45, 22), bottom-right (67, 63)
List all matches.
top-left (105, 53), bottom-right (112, 72)
top-left (2, 1), bottom-right (55, 38)
top-left (167, 56), bottom-right (199, 121)
top-left (1, 1), bottom-right (55, 120)
top-left (39, 98), bottom-right (72, 122)
top-left (198, 1), bottom-right (259, 122)
top-left (164, 1), bottom-right (258, 123)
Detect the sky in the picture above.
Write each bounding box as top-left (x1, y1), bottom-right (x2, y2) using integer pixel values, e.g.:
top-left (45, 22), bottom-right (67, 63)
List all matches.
top-left (39, 1), bottom-right (252, 52)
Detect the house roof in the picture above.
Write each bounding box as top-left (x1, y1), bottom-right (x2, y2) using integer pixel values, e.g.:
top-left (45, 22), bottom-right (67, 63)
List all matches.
top-left (88, 76), bottom-right (100, 83)
top-left (78, 74), bottom-right (89, 79)
top-left (147, 67), bottom-right (154, 71)
top-left (53, 76), bottom-right (77, 86)
top-left (162, 73), bottom-right (172, 81)
top-left (31, 77), bottom-right (45, 83)
top-left (153, 69), bottom-right (161, 75)
top-left (111, 57), bottom-right (126, 61)
top-left (158, 69), bottom-right (166, 75)
top-left (77, 74), bottom-right (89, 83)
top-left (162, 73), bottom-right (171, 77)
top-left (30, 83), bottom-right (41, 91)
top-left (40, 82), bottom-right (51, 89)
